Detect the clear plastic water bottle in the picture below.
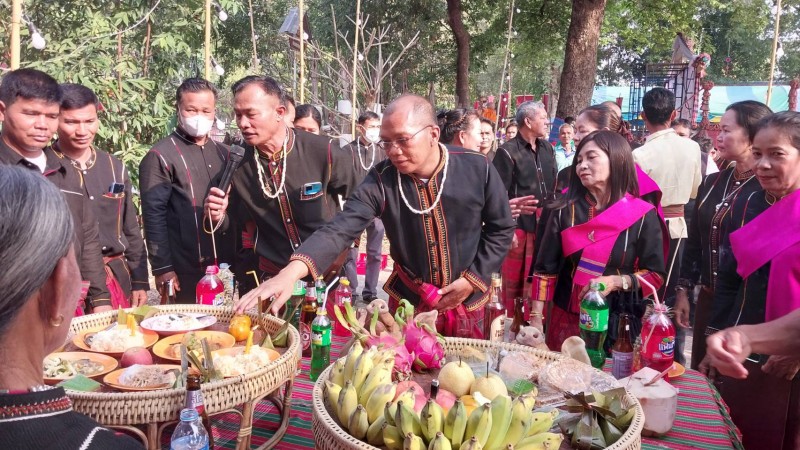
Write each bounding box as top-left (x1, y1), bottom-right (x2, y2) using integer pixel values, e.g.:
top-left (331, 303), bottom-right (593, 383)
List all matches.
top-left (217, 263), bottom-right (235, 306)
top-left (195, 266), bottom-right (224, 306)
top-left (170, 408), bottom-right (209, 450)
top-left (332, 279), bottom-right (352, 337)
top-left (310, 308), bottom-right (332, 381)
top-left (579, 282), bottom-right (609, 368)
top-left (640, 303), bottom-right (676, 376)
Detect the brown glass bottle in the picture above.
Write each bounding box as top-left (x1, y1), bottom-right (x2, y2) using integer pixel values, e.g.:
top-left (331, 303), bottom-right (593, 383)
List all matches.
top-left (612, 314), bottom-right (634, 379)
top-left (299, 281), bottom-right (317, 357)
top-left (483, 273), bottom-right (505, 342)
top-left (509, 296), bottom-right (527, 342)
top-left (185, 374), bottom-right (214, 448)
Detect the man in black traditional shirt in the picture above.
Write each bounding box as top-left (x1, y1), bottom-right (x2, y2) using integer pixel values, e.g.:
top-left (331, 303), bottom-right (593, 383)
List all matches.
top-left (140, 78), bottom-right (233, 303)
top-left (53, 84), bottom-right (150, 307)
top-left (493, 100), bottom-right (558, 319)
top-left (204, 76), bottom-right (357, 281)
top-left (0, 69), bottom-right (111, 313)
top-left (226, 95), bottom-right (515, 338)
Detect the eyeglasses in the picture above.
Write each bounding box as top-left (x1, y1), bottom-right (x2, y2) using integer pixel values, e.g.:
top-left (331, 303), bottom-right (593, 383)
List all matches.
top-left (377, 125), bottom-right (431, 151)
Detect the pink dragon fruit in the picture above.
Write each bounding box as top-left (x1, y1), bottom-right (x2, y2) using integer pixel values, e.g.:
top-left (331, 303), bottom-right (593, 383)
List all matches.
top-left (405, 320), bottom-right (446, 372)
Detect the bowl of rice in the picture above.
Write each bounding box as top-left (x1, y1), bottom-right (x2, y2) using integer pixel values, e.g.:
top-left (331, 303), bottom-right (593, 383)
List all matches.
top-left (212, 345), bottom-right (280, 377)
top-left (73, 325), bottom-right (160, 357)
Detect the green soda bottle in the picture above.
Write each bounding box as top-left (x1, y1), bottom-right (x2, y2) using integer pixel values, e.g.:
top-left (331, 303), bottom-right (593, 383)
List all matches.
top-left (309, 308), bottom-right (332, 381)
top-left (579, 282), bottom-right (609, 368)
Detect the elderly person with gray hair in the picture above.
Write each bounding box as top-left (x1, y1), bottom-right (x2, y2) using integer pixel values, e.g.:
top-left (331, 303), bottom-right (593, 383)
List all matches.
top-left (492, 101), bottom-right (558, 326)
top-left (0, 166), bottom-right (142, 449)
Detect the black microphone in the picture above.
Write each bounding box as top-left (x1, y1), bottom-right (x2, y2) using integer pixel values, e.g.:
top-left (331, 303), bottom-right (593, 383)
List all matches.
top-left (217, 144), bottom-right (246, 194)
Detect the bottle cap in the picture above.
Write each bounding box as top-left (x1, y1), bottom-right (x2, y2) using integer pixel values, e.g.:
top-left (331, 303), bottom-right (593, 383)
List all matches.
top-left (179, 408), bottom-right (199, 422)
top-left (219, 263), bottom-right (230, 270)
top-left (205, 265), bottom-right (219, 275)
top-left (316, 308), bottom-right (327, 315)
top-left (340, 279), bottom-right (350, 286)
top-left (292, 280), bottom-right (307, 296)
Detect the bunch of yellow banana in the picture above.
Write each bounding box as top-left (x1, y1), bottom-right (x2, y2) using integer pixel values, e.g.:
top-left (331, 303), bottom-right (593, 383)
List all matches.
top-left (326, 348), bottom-right (564, 450)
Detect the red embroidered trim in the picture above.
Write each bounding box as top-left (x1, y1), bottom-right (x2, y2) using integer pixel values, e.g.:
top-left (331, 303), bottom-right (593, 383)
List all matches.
top-left (290, 253), bottom-right (321, 280)
top-left (462, 270), bottom-right (488, 293)
top-left (0, 396), bottom-right (72, 419)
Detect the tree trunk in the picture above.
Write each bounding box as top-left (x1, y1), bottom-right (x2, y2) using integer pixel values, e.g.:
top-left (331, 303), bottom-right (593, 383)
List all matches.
top-left (556, 0), bottom-right (608, 119)
top-left (446, 0), bottom-right (470, 108)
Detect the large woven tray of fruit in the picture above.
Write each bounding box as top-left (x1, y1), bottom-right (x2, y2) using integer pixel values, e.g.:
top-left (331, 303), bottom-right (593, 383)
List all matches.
top-left (62, 304), bottom-right (300, 426)
top-left (312, 299), bottom-right (644, 450)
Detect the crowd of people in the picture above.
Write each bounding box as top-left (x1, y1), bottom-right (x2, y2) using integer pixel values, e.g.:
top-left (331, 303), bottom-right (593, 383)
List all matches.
top-left (1, 66), bottom-right (799, 448)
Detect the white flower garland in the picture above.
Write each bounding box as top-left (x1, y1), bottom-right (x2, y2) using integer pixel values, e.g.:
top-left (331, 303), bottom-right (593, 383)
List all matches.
top-left (398, 144), bottom-right (449, 215)
top-left (255, 129), bottom-right (290, 199)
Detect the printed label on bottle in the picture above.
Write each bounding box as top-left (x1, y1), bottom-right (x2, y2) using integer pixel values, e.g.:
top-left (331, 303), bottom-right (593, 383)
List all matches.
top-left (312, 328), bottom-right (331, 346)
top-left (489, 316), bottom-right (505, 342)
top-left (611, 351), bottom-right (633, 379)
top-left (657, 336), bottom-right (675, 357)
top-left (212, 293), bottom-right (225, 306)
top-left (185, 391), bottom-right (205, 413)
top-left (579, 307), bottom-right (609, 332)
top-left (300, 323), bottom-right (312, 351)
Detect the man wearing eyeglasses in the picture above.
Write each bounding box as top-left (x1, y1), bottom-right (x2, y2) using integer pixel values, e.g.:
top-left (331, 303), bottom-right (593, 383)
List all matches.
top-left (228, 94), bottom-right (515, 338)
top-left (203, 75), bottom-right (358, 287)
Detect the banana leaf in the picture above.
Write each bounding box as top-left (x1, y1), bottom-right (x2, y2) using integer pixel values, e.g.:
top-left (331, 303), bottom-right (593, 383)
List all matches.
top-left (202, 337), bottom-right (223, 381)
top-left (561, 389), bottom-right (634, 450)
top-left (261, 333), bottom-right (275, 349)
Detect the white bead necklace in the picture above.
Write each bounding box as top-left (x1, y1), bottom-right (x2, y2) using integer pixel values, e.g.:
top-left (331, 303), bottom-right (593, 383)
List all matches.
top-left (398, 144), bottom-right (449, 215)
top-left (255, 129), bottom-right (290, 199)
top-left (357, 140), bottom-right (376, 171)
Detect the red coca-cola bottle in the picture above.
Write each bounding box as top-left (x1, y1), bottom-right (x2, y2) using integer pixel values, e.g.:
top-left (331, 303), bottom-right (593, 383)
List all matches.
top-left (640, 304), bottom-right (676, 376)
top-left (196, 265), bottom-right (224, 306)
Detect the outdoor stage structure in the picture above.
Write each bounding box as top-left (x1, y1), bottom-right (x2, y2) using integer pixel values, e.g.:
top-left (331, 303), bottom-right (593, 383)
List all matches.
top-left (626, 33), bottom-right (711, 139)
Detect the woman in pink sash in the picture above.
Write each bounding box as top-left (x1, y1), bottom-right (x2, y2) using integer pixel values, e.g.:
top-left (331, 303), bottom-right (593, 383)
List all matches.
top-left (677, 101), bottom-right (771, 370)
top-left (703, 111), bottom-right (800, 450)
top-left (531, 131), bottom-right (665, 351)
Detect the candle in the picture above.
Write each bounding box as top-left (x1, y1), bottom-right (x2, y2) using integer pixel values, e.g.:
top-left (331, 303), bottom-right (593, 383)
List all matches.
top-left (127, 314), bottom-right (135, 336)
top-left (245, 329), bottom-right (254, 354)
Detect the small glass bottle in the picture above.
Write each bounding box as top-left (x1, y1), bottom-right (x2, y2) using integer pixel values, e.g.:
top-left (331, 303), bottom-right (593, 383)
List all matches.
top-left (300, 281), bottom-right (317, 357)
top-left (612, 314), bottom-right (634, 379)
top-left (509, 296), bottom-right (526, 342)
top-left (310, 308), bottom-right (332, 381)
top-left (483, 273), bottom-right (505, 342)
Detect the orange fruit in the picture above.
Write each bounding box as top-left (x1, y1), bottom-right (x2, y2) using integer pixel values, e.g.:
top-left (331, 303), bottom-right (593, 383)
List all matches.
top-left (228, 320), bottom-right (251, 342)
top-left (230, 314), bottom-right (252, 328)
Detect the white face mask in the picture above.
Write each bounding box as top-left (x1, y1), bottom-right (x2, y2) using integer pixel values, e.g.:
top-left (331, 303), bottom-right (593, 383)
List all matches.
top-left (180, 113), bottom-right (215, 137)
top-left (364, 128), bottom-right (381, 144)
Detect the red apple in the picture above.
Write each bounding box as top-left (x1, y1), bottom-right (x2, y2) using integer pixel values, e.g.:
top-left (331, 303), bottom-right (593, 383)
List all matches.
top-left (120, 347), bottom-right (153, 368)
top-left (434, 388), bottom-right (457, 412)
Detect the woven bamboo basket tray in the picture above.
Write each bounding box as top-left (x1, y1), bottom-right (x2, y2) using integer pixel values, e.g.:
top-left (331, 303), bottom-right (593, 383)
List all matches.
top-left (311, 337), bottom-right (644, 450)
top-left (65, 304), bottom-right (300, 426)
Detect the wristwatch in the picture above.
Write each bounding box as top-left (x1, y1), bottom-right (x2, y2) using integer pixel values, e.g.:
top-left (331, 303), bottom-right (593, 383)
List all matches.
top-left (621, 275), bottom-right (630, 291)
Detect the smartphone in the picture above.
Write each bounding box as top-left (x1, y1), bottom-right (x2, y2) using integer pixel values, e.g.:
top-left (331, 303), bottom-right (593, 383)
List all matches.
top-left (109, 182), bottom-right (125, 194)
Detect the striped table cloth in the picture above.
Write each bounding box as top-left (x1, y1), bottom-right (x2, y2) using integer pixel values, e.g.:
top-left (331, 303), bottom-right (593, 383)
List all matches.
top-left (162, 336), bottom-right (742, 449)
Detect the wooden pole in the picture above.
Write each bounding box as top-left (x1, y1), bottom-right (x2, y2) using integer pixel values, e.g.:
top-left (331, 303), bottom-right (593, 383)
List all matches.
top-left (248, 0), bottom-right (258, 72)
top-left (495, 0), bottom-right (515, 134)
top-left (204, 0), bottom-right (212, 78)
top-left (299, 0), bottom-right (305, 103)
top-left (350, 0), bottom-right (362, 137)
top-left (10, 0), bottom-right (22, 70)
top-left (766, 0), bottom-right (782, 107)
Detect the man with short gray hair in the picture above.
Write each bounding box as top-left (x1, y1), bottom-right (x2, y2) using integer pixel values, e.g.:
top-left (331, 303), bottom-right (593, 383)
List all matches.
top-left (493, 101), bottom-right (558, 327)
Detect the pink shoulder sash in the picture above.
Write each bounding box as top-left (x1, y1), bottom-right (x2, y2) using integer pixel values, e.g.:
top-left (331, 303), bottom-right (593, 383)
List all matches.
top-left (731, 189), bottom-right (800, 321)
